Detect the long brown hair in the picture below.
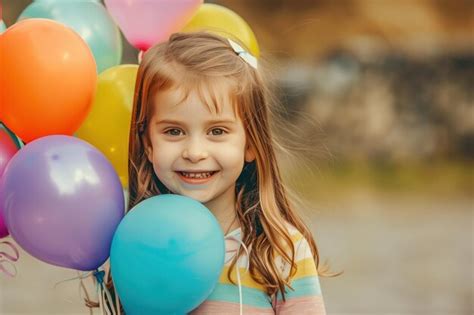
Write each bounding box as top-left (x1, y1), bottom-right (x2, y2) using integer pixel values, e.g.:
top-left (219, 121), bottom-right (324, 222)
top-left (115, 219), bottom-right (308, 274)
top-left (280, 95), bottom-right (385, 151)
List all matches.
top-left (127, 32), bottom-right (341, 302)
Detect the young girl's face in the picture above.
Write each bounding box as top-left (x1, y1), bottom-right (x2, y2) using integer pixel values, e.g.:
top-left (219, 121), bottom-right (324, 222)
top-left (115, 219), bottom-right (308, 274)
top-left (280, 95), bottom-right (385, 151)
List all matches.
top-left (145, 86), bottom-right (255, 208)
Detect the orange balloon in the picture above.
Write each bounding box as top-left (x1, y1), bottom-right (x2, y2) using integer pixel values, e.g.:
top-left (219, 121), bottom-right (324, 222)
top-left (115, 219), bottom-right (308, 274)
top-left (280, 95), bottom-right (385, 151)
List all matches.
top-left (0, 19), bottom-right (97, 143)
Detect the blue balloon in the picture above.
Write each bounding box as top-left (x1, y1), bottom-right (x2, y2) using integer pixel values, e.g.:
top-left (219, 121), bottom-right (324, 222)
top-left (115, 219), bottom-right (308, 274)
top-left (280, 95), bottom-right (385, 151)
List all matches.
top-left (110, 194), bottom-right (225, 315)
top-left (19, 0), bottom-right (122, 73)
top-left (0, 20), bottom-right (6, 33)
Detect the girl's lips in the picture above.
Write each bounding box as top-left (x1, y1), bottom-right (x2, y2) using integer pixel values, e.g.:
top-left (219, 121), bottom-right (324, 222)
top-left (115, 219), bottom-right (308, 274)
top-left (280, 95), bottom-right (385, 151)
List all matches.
top-left (176, 171), bottom-right (218, 185)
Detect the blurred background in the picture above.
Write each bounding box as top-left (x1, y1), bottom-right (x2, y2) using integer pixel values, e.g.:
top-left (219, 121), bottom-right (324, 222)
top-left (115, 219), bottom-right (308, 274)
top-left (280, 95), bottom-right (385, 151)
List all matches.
top-left (1, 0), bottom-right (473, 314)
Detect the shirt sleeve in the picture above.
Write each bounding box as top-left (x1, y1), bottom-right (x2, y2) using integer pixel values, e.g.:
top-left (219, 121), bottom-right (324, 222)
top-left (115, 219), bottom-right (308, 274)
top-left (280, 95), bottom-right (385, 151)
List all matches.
top-left (273, 233), bottom-right (327, 315)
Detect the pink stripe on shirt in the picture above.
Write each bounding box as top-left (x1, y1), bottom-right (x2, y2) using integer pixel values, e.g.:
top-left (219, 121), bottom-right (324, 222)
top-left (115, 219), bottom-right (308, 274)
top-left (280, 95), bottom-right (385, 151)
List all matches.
top-left (275, 295), bottom-right (327, 315)
top-left (190, 300), bottom-right (275, 315)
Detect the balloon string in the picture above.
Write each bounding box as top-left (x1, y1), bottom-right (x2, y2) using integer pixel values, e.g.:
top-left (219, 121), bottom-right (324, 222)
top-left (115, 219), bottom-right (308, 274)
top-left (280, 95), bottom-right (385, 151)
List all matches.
top-left (237, 262), bottom-right (243, 315)
top-left (93, 269), bottom-right (117, 315)
top-left (51, 267), bottom-right (118, 314)
top-left (93, 269), bottom-right (106, 315)
top-left (99, 289), bottom-right (105, 315)
top-left (224, 234), bottom-right (251, 315)
top-left (51, 270), bottom-right (95, 307)
top-left (224, 235), bottom-right (250, 273)
top-left (0, 259), bottom-right (17, 277)
top-left (0, 241), bottom-right (20, 261)
top-left (78, 271), bottom-right (94, 315)
top-left (0, 241), bottom-right (20, 277)
top-left (101, 282), bottom-right (113, 315)
top-left (53, 270), bottom-right (93, 290)
top-left (103, 264), bottom-right (122, 315)
top-left (103, 283), bottom-right (116, 315)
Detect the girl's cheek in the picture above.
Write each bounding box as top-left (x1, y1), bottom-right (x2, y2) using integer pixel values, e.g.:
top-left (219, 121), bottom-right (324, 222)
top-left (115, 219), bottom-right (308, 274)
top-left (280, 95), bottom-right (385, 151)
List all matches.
top-left (154, 144), bottom-right (181, 165)
top-left (218, 143), bottom-right (246, 160)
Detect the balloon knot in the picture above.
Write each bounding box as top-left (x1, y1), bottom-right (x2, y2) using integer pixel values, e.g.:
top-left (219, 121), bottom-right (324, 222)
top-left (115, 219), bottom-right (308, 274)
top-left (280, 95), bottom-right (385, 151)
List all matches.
top-left (93, 269), bottom-right (105, 285)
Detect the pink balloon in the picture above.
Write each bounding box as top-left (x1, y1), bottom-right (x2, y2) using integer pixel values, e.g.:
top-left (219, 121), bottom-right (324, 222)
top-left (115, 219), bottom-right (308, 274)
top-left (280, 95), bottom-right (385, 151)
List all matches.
top-left (0, 126), bottom-right (20, 238)
top-left (104, 0), bottom-right (202, 51)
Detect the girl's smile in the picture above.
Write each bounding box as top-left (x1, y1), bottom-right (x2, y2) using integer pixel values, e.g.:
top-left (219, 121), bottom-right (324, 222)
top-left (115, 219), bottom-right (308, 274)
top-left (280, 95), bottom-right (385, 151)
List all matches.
top-left (175, 170), bottom-right (219, 185)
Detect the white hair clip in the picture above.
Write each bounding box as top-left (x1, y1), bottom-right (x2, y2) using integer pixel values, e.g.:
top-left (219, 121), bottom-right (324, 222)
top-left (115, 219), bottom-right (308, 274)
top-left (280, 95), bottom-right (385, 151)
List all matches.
top-left (227, 38), bottom-right (258, 70)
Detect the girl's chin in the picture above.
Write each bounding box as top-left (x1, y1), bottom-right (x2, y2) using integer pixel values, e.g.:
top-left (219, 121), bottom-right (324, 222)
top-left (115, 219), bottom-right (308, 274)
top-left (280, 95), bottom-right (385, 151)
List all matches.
top-left (181, 193), bottom-right (213, 205)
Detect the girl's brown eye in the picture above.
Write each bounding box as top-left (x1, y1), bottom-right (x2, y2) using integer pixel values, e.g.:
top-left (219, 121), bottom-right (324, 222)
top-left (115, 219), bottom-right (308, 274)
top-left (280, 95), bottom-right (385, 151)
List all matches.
top-left (210, 128), bottom-right (226, 136)
top-left (165, 128), bottom-right (183, 136)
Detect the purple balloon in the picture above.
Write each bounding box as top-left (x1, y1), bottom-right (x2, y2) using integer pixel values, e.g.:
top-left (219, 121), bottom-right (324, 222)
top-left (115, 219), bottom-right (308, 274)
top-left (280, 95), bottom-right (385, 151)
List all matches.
top-left (0, 135), bottom-right (124, 270)
top-left (0, 126), bottom-right (20, 238)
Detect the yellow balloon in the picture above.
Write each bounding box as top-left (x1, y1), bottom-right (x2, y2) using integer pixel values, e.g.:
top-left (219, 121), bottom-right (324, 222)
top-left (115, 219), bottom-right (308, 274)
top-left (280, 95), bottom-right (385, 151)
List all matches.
top-left (181, 3), bottom-right (260, 57)
top-left (76, 65), bottom-right (138, 188)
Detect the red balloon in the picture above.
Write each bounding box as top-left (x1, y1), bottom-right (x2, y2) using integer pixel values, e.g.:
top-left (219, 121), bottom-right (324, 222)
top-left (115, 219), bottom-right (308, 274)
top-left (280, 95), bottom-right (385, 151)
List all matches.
top-left (0, 125), bottom-right (19, 238)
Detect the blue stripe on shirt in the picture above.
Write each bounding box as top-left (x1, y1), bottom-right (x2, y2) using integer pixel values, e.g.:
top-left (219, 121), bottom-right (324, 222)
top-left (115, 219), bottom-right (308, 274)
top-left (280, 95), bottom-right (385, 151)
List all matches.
top-left (276, 275), bottom-right (323, 301)
top-left (206, 283), bottom-right (273, 308)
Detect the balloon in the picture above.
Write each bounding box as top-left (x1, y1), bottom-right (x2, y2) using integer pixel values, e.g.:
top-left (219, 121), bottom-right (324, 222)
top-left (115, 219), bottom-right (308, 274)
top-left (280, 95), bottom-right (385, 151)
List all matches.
top-left (76, 65), bottom-right (138, 187)
top-left (0, 126), bottom-right (19, 176)
top-left (104, 0), bottom-right (202, 51)
top-left (181, 3), bottom-right (260, 57)
top-left (0, 123), bottom-right (22, 152)
top-left (0, 124), bottom-right (20, 238)
top-left (0, 217), bottom-right (8, 239)
top-left (111, 194), bottom-right (225, 315)
top-left (0, 20), bottom-right (5, 33)
top-left (0, 135), bottom-right (124, 270)
top-left (19, 0), bottom-right (122, 73)
top-left (0, 19), bottom-right (97, 143)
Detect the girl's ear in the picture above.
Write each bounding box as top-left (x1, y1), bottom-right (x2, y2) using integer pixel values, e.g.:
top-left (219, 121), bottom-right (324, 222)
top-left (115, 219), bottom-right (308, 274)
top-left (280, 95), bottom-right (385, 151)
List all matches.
top-left (245, 144), bottom-right (256, 162)
top-left (145, 146), bottom-right (153, 162)
top-left (144, 139), bottom-right (153, 162)
top-left (142, 133), bottom-right (153, 162)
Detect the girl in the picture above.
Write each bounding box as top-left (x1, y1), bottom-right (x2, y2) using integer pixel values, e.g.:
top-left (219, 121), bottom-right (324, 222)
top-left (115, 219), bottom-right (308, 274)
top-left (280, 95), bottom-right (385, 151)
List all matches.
top-left (88, 31), bottom-right (340, 314)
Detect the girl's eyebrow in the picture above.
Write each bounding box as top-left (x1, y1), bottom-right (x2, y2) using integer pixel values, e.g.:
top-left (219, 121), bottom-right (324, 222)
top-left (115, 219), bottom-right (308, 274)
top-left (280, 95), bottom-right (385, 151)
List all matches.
top-left (155, 119), bottom-right (237, 125)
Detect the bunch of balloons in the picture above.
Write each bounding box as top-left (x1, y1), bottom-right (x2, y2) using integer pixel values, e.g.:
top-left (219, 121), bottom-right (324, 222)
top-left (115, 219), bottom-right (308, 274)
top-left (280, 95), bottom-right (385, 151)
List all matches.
top-left (0, 0), bottom-right (126, 286)
top-left (0, 0), bottom-right (260, 313)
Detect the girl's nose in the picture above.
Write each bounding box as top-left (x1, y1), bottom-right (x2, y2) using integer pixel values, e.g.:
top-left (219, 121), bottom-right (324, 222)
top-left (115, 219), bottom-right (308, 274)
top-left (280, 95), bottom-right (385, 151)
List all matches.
top-left (182, 139), bottom-right (209, 162)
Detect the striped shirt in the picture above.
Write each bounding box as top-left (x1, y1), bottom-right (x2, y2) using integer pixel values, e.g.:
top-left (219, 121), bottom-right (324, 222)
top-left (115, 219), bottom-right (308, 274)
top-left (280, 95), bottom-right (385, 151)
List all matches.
top-left (190, 224), bottom-right (327, 314)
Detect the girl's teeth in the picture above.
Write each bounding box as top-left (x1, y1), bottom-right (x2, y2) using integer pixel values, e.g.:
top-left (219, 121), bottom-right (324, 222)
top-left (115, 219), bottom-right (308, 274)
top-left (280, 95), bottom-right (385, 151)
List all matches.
top-left (181, 172), bottom-right (213, 179)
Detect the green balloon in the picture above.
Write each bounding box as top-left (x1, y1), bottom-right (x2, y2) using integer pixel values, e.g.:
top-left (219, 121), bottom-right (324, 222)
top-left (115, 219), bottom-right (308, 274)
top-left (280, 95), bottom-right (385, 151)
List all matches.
top-left (19, 0), bottom-right (122, 73)
top-left (0, 20), bottom-right (6, 33)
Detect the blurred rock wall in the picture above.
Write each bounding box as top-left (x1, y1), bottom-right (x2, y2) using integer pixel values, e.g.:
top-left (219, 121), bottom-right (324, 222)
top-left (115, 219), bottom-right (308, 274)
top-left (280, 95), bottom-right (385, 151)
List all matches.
top-left (218, 0), bottom-right (474, 162)
top-left (279, 52), bottom-right (473, 162)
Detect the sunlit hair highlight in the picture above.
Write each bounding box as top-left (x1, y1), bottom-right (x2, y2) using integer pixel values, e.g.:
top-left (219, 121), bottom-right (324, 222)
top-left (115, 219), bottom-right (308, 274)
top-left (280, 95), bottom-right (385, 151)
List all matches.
top-left (128, 32), bottom-right (341, 302)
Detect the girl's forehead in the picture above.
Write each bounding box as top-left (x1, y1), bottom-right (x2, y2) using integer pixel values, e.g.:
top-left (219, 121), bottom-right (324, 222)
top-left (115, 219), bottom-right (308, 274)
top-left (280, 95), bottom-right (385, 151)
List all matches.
top-left (152, 84), bottom-right (240, 119)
